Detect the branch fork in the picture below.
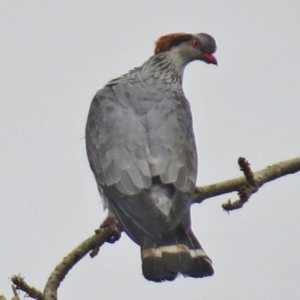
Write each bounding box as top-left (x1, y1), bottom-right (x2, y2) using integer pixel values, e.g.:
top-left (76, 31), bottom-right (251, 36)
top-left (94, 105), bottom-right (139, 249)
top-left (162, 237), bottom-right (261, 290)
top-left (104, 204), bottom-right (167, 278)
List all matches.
top-left (222, 157), bottom-right (259, 211)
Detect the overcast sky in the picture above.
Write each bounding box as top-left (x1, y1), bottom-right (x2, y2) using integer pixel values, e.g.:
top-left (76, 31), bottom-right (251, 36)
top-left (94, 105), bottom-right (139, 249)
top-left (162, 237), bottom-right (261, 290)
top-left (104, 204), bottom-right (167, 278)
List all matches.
top-left (1, 1), bottom-right (300, 299)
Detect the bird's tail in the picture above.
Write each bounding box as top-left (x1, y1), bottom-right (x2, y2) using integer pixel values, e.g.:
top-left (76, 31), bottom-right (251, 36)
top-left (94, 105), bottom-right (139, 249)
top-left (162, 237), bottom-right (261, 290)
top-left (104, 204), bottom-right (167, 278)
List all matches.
top-left (141, 226), bottom-right (214, 282)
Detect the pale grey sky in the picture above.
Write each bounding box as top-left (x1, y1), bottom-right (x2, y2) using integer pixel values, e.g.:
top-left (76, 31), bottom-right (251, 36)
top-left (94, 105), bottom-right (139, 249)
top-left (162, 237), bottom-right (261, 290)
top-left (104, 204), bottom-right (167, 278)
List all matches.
top-left (1, 1), bottom-right (300, 299)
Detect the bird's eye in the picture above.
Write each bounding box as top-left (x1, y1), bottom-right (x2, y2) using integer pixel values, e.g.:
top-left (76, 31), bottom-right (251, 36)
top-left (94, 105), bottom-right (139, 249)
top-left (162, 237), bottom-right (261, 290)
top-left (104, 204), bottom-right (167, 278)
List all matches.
top-left (191, 39), bottom-right (199, 48)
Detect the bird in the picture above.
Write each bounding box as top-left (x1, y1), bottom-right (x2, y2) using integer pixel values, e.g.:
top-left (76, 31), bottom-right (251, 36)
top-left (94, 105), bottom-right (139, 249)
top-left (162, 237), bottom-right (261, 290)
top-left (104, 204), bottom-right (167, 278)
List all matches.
top-left (85, 32), bottom-right (217, 282)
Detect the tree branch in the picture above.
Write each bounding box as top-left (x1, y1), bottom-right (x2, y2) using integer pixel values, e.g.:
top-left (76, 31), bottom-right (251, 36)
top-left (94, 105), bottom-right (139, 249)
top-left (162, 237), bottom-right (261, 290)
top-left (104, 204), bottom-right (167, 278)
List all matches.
top-left (11, 285), bottom-right (21, 300)
top-left (43, 226), bottom-right (115, 300)
top-left (193, 156), bottom-right (300, 209)
top-left (7, 156), bottom-right (300, 299)
top-left (11, 276), bottom-right (42, 300)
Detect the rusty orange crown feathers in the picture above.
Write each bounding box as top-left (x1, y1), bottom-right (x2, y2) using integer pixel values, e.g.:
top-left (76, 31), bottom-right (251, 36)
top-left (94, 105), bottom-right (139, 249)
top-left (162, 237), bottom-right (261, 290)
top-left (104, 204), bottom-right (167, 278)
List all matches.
top-left (154, 33), bottom-right (194, 55)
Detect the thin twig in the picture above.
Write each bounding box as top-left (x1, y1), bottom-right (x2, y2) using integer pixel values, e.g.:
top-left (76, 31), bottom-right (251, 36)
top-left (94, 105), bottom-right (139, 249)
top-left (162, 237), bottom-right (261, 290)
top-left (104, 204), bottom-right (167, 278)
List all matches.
top-left (222, 157), bottom-right (259, 211)
top-left (11, 276), bottom-right (43, 300)
top-left (11, 285), bottom-right (21, 300)
top-left (238, 157), bottom-right (255, 186)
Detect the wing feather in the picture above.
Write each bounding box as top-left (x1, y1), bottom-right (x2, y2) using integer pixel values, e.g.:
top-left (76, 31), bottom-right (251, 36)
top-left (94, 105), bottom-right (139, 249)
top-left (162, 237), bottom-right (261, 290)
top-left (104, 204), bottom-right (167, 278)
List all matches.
top-left (86, 84), bottom-right (197, 197)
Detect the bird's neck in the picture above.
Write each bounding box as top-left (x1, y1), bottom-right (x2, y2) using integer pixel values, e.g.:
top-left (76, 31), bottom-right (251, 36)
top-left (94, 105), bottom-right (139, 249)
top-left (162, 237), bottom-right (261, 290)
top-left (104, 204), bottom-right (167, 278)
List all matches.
top-left (141, 50), bottom-right (191, 86)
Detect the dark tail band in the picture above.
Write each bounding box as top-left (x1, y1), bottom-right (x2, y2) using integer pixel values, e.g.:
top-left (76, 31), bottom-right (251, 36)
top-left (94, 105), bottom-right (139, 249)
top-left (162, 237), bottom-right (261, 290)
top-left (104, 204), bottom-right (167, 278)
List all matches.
top-left (141, 230), bottom-right (214, 282)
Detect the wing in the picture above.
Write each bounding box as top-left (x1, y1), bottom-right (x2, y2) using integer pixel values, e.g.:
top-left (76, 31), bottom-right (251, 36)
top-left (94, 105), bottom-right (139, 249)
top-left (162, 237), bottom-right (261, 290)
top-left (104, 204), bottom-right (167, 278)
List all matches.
top-left (86, 82), bottom-right (197, 194)
top-left (145, 88), bottom-right (197, 193)
top-left (86, 81), bottom-right (197, 242)
top-left (86, 84), bottom-right (152, 196)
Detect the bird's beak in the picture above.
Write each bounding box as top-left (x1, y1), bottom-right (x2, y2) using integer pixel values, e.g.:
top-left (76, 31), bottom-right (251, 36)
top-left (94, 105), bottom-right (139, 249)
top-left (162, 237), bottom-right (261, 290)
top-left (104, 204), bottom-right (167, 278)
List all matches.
top-left (203, 53), bottom-right (218, 65)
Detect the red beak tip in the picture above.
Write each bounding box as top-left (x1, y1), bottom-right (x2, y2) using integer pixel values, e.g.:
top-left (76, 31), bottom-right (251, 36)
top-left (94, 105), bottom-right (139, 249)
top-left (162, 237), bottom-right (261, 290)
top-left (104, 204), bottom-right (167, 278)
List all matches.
top-left (203, 53), bottom-right (218, 65)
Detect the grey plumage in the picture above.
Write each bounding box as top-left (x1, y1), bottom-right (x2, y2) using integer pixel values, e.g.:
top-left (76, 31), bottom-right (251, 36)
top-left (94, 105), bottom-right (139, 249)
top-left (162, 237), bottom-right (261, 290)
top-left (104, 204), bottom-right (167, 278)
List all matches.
top-left (86, 32), bottom-right (217, 281)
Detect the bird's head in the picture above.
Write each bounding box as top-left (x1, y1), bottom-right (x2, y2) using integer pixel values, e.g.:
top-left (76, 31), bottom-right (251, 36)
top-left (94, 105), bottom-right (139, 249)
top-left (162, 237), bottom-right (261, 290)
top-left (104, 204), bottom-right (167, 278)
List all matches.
top-left (154, 32), bottom-right (217, 65)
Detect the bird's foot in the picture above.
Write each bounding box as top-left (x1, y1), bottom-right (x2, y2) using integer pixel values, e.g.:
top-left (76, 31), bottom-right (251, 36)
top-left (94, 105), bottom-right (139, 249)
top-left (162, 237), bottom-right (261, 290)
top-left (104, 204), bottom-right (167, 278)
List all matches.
top-left (98, 215), bottom-right (121, 243)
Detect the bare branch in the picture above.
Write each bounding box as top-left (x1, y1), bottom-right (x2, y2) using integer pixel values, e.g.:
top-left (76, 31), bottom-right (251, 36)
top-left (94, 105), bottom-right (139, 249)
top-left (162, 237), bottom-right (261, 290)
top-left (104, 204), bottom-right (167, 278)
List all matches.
top-left (238, 157), bottom-right (255, 186)
top-left (41, 156), bottom-right (300, 298)
top-left (11, 285), bottom-right (21, 300)
top-left (194, 156), bottom-right (300, 208)
top-left (222, 157), bottom-right (259, 211)
top-left (11, 276), bottom-right (43, 300)
top-left (43, 226), bottom-right (115, 300)
top-left (6, 156), bottom-right (300, 299)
